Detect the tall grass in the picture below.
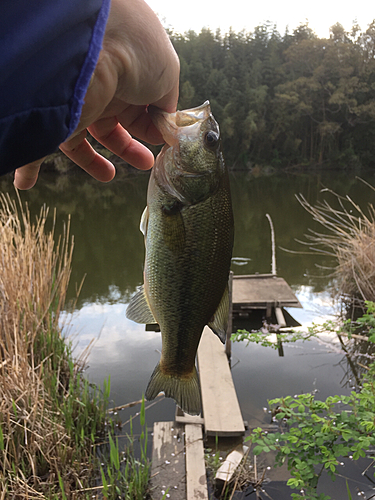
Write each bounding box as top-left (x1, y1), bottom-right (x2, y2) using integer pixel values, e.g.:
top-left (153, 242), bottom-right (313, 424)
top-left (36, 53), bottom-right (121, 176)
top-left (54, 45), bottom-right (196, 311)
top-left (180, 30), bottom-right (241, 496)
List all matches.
top-left (99, 398), bottom-right (151, 500)
top-left (0, 192), bottom-right (109, 498)
top-left (0, 192), bottom-right (153, 499)
top-left (297, 181), bottom-right (375, 303)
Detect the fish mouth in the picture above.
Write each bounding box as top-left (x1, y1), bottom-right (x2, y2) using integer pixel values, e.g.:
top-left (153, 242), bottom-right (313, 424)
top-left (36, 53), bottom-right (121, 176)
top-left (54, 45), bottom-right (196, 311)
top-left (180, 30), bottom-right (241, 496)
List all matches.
top-left (149, 101), bottom-right (212, 146)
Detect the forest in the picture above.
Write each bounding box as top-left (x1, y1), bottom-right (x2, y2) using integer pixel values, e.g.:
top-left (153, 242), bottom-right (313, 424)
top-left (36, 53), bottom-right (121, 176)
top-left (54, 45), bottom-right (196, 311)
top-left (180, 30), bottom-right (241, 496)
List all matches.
top-left (167, 21), bottom-right (375, 169)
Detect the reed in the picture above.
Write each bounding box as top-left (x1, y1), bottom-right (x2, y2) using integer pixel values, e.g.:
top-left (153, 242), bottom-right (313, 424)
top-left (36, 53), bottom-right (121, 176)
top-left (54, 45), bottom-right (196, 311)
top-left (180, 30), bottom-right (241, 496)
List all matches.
top-left (99, 398), bottom-right (151, 500)
top-left (296, 181), bottom-right (375, 303)
top-left (0, 192), bottom-right (108, 498)
top-left (0, 192), bottom-right (153, 499)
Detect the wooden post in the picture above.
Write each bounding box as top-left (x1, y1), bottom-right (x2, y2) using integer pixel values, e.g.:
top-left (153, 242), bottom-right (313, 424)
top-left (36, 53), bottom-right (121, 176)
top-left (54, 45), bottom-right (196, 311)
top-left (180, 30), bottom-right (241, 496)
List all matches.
top-left (225, 271), bottom-right (233, 360)
top-left (266, 214), bottom-right (276, 276)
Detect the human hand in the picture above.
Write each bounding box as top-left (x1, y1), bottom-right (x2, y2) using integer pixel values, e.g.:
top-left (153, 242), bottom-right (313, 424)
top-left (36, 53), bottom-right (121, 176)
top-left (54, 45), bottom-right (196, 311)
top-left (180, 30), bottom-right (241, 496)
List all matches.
top-left (14, 0), bottom-right (179, 190)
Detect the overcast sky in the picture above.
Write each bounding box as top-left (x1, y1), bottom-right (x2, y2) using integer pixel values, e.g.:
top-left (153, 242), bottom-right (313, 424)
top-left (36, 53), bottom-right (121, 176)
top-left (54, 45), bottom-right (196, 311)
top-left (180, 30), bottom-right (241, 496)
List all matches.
top-left (145, 0), bottom-right (373, 39)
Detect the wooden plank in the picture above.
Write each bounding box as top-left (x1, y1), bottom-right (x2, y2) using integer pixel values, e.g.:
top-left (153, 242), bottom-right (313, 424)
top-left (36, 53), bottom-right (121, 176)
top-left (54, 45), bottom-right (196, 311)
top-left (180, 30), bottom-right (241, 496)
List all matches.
top-left (175, 415), bottom-right (205, 425)
top-left (197, 327), bottom-right (245, 437)
top-left (175, 405), bottom-right (204, 426)
top-left (232, 274), bottom-right (302, 309)
top-left (150, 421), bottom-right (185, 500)
top-left (215, 445), bottom-right (249, 486)
top-left (185, 424), bottom-right (208, 500)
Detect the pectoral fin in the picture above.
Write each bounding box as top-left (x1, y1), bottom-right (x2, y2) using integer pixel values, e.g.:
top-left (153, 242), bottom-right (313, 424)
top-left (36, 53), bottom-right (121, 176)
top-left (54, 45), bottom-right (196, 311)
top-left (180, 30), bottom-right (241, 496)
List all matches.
top-left (208, 285), bottom-right (229, 343)
top-left (140, 206), bottom-right (149, 236)
top-left (126, 285), bottom-right (156, 324)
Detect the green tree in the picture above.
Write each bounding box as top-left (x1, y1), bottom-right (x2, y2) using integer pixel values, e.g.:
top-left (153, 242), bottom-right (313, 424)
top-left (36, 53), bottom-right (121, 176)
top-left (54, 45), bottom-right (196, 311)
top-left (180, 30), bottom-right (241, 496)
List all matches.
top-left (169, 21), bottom-right (375, 168)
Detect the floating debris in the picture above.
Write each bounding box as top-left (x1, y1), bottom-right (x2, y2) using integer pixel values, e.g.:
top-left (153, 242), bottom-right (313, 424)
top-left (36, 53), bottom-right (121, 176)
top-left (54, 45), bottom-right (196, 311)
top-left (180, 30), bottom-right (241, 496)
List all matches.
top-left (231, 257), bottom-right (251, 266)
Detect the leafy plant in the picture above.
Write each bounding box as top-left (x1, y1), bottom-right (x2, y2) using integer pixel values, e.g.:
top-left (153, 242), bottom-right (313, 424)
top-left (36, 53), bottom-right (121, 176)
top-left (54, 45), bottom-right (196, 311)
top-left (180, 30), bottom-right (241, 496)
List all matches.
top-left (354, 300), bottom-right (375, 342)
top-left (246, 304), bottom-right (375, 500)
top-left (231, 328), bottom-right (318, 349)
top-left (249, 381), bottom-right (375, 499)
top-left (100, 396), bottom-right (151, 499)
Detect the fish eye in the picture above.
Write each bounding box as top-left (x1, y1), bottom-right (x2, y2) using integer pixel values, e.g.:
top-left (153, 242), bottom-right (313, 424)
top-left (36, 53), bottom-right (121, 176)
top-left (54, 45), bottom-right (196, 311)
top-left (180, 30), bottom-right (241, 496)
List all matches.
top-left (204, 131), bottom-right (219, 149)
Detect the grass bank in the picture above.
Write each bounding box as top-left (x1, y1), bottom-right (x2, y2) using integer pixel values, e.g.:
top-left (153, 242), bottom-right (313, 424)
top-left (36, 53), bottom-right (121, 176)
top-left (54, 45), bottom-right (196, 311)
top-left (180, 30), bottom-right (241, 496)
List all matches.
top-left (0, 193), bottom-right (150, 499)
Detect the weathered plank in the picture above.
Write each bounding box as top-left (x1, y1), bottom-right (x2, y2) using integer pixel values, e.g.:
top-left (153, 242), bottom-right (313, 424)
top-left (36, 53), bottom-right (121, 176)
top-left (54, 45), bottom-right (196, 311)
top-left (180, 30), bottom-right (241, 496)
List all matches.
top-left (232, 274), bottom-right (302, 309)
top-left (185, 424), bottom-right (208, 500)
top-left (150, 421), bottom-right (185, 500)
top-left (215, 445), bottom-right (249, 487)
top-left (197, 327), bottom-right (245, 437)
top-left (175, 414), bottom-right (204, 425)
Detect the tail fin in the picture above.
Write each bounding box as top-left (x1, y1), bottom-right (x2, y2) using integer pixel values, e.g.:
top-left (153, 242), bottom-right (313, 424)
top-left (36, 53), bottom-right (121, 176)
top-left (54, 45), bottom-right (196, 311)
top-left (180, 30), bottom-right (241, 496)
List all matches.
top-left (145, 362), bottom-right (202, 416)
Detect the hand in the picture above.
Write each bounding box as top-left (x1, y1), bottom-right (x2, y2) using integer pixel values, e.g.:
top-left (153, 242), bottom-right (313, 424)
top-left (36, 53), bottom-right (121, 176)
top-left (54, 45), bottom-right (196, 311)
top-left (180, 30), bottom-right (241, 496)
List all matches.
top-left (14, 0), bottom-right (179, 190)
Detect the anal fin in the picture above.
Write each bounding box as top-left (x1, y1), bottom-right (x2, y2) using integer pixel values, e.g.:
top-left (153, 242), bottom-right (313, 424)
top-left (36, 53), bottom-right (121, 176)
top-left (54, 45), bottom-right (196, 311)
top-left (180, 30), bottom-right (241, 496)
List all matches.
top-left (126, 285), bottom-right (156, 324)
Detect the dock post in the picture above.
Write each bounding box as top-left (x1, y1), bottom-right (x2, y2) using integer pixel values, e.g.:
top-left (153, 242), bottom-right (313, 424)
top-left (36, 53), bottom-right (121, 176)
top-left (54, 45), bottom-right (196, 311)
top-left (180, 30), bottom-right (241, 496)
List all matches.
top-left (225, 271), bottom-right (233, 360)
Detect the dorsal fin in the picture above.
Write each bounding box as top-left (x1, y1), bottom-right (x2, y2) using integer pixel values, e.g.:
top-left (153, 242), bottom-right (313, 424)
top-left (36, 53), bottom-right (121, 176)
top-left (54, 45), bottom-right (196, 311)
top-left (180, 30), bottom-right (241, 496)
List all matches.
top-left (208, 285), bottom-right (229, 343)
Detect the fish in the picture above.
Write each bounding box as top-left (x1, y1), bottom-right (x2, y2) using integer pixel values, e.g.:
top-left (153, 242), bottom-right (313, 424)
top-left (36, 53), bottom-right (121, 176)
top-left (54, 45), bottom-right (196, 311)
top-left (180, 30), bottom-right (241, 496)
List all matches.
top-left (126, 101), bottom-right (234, 415)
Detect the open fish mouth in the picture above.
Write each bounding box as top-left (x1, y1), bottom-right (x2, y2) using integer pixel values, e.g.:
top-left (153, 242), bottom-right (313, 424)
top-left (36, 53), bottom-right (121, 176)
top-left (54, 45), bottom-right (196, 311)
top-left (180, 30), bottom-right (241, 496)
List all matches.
top-left (149, 101), bottom-right (212, 146)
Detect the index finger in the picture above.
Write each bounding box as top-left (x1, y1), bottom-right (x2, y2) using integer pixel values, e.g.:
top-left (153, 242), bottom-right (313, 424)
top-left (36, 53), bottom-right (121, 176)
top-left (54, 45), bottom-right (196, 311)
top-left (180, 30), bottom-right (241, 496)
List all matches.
top-left (151, 83), bottom-right (179, 114)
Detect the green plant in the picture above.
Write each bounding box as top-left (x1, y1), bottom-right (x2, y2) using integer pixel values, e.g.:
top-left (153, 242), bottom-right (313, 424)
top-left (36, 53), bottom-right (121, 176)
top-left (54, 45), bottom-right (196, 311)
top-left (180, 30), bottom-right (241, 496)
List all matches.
top-left (352, 300), bottom-right (375, 342)
top-left (100, 396), bottom-right (151, 499)
top-left (0, 192), bottom-right (115, 498)
top-left (205, 434), bottom-right (222, 476)
top-left (304, 300), bottom-right (375, 345)
top-left (246, 303), bottom-right (375, 500)
top-left (249, 380), bottom-right (375, 499)
top-left (231, 328), bottom-right (318, 349)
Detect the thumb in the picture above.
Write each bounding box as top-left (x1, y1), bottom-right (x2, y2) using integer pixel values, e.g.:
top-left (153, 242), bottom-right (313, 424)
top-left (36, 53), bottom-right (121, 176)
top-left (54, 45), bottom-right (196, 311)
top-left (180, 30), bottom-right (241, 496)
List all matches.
top-left (14, 158), bottom-right (45, 190)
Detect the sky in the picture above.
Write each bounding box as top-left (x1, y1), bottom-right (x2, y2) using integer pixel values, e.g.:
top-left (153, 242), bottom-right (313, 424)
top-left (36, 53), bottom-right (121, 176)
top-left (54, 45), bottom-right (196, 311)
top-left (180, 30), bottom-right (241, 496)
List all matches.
top-left (145, 0), bottom-right (373, 39)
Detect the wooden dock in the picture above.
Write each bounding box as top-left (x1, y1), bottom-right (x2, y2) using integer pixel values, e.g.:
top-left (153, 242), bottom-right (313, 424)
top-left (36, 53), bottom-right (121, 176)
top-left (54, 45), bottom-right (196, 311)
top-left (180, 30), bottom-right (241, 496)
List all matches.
top-left (150, 326), bottom-right (245, 499)
top-left (149, 273), bottom-right (302, 498)
top-left (232, 273), bottom-right (302, 310)
top-left (232, 273), bottom-right (302, 329)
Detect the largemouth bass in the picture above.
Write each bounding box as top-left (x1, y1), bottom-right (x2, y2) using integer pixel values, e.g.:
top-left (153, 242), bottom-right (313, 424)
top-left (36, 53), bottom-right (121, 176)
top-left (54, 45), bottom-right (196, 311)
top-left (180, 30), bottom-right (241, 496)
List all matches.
top-left (126, 101), bottom-right (234, 415)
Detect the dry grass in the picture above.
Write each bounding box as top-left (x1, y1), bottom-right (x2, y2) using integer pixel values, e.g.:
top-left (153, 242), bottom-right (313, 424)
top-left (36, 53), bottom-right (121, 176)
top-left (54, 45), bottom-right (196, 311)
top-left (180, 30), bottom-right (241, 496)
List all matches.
top-left (297, 180), bottom-right (375, 302)
top-left (0, 192), bottom-right (102, 498)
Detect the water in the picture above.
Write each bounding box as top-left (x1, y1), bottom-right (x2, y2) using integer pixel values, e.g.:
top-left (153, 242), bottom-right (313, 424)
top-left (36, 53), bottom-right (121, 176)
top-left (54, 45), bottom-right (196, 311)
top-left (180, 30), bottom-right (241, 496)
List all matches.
top-left (1, 167), bottom-right (375, 498)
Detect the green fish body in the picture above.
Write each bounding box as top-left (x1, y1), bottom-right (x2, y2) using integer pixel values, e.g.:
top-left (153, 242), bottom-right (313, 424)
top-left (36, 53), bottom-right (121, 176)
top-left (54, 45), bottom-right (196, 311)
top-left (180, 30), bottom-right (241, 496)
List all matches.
top-left (126, 101), bottom-right (234, 415)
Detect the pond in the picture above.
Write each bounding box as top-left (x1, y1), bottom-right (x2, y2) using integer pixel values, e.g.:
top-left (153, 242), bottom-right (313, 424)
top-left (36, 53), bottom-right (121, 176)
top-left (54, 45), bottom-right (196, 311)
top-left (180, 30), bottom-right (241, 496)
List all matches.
top-left (1, 166), bottom-right (375, 499)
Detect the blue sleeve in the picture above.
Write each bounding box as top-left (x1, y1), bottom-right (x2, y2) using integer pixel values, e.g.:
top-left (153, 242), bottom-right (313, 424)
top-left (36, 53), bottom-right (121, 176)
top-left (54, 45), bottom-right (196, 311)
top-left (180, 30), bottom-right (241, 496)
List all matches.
top-left (0, 0), bottom-right (111, 175)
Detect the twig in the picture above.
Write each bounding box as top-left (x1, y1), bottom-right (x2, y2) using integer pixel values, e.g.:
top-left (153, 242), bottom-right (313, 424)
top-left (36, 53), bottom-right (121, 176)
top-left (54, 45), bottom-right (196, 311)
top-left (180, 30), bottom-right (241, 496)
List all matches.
top-left (108, 393), bottom-right (164, 413)
top-left (337, 332), bottom-right (370, 342)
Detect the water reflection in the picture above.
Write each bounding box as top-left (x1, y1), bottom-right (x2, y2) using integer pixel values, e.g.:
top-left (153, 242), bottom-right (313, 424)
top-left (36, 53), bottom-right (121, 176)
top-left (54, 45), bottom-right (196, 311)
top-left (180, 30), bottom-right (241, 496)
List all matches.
top-left (2, 168), bottom-right (375, 305)
top-left (2, 167), bottom-right (375, 498)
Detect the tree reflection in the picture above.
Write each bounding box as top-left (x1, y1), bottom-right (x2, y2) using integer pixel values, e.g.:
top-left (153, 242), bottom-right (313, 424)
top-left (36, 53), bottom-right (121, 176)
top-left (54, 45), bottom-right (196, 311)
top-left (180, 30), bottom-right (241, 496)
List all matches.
top-left (1, 170), bottom-right (374, 308)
